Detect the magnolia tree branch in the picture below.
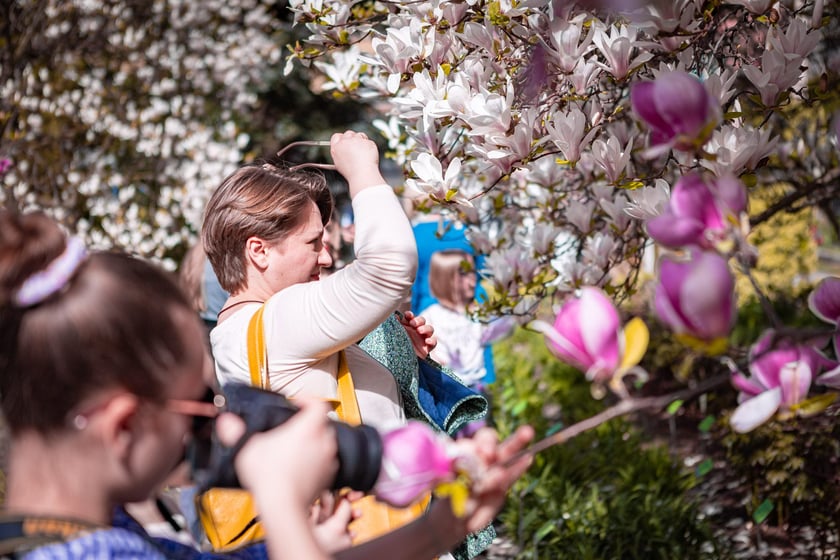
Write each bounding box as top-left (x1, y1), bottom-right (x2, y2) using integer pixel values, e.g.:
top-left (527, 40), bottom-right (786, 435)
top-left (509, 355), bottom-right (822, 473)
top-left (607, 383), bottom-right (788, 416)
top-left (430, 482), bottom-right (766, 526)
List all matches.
top-left (750, 168), bottom-right (840, 228)
top-left (502, 373), bottom-right (731, 467)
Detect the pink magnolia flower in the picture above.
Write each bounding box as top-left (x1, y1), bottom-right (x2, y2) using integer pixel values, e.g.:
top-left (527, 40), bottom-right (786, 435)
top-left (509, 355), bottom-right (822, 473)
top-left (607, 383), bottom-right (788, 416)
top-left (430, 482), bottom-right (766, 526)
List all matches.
top-left (532, 287), bottom-right (649, 397)
top-left (808, 276), bottom-right (840, 388)
top-left (630, 71), bottom-right (721, 157)
top-left (374, 421), bottom-right (456, 507)
top-left (646, 172), bottom-right (747, 251)
top-left (0, 158), bottom-right (11, 174)
top-left (654, 251), bottom-right (735, 348)
top-left (730, 330), bottom-right (836, 433)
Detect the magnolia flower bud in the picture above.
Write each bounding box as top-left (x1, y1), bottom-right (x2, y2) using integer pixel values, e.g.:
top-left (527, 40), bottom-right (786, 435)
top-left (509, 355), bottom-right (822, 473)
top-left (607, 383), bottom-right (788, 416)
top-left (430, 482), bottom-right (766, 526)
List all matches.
top-left (646, 173), bottom-right (747, 251)
top-left (373, 421), bottom-right (457, 507)
top-left (630, 71), bottom-right (721, 157)
top-left (654, 251), bottom-right (735, 346)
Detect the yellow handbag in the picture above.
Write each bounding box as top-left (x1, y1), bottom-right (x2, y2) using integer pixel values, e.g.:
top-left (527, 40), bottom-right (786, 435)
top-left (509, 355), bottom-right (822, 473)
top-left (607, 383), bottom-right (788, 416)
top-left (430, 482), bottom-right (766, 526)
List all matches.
top-left (198, 304), bottom-right (429, 550)
top-left (333, 350), bottom-right (430, 545)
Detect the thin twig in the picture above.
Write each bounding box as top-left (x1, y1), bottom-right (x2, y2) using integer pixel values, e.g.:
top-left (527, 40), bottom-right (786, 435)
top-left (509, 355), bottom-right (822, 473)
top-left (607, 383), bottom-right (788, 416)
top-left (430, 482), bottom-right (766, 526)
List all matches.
top-left (501, 373), bottom-right (731, 467)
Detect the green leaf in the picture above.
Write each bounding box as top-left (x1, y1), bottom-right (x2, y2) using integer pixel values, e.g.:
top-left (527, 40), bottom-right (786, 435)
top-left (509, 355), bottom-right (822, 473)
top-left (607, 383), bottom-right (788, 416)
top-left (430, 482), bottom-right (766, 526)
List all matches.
top-left (511, 400), bottom-right (528, 416)
top-left (534, 520), bottom-right (556, 542)
top-left (753, 499), bottom-right (774, 524)
top-left (545, 422), bottom-right (565, 436)
top-left (695, 458), bottom-right (713, 477)
top-left (666, 399), bottom-right (684, 416)
top-left (698, 415), bottom-right (715, 433)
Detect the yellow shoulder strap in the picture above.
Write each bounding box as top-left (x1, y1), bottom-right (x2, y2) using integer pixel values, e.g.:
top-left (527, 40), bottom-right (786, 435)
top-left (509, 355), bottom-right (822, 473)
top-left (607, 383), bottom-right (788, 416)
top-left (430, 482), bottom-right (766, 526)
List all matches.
top-left (246, 304), bottom-right (269, 389)
top-left (246, 304), bottom-right (357, 424)
top-left (334, 350), bottom-right (362, 425)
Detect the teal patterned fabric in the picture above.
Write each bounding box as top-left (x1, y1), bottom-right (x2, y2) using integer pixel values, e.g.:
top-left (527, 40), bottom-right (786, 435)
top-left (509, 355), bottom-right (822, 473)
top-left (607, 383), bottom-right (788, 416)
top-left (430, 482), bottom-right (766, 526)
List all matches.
top-left (359, 313), bottom-right (494, 559)
top-left (359, 313), bottom-right (488, 435)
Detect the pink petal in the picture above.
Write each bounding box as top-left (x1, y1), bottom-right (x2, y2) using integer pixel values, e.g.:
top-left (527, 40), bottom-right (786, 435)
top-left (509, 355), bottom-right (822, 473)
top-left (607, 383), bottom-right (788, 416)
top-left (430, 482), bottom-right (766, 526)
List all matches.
top-left (654, 256), bottom-right (693, 333)
top-left (576, 288), bottom-right (621, 370)
top-left (808, 277), bottom-right (840, 324)
top-left (533, 320), bottom-right (591, 370)
top-left (731, 372), bottom-right (766, 396)
top-left (670, 174), bottom-right (719, 225)
top-left (646, 212), bottom-right (707, 248)
top-left (652, 72), bottom-right (712, 137)
top-left (676, 252), bottom-right (735, 339)
top-left (730, 387), bottom-right (782, 433)
top-left (816, 363), bottom-right (840, 389)
top-left (711, 174), bottom-right (748, 216)
top-left (631, 81), bottom-right (676, 142)
top-left (375, 422), bottom-right (455, 507)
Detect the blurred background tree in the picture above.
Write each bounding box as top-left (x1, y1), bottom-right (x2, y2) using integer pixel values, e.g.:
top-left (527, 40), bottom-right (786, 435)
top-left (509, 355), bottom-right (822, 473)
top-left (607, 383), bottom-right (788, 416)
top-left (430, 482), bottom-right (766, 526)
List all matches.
top-left (0, 0), bottom-right (371, 266)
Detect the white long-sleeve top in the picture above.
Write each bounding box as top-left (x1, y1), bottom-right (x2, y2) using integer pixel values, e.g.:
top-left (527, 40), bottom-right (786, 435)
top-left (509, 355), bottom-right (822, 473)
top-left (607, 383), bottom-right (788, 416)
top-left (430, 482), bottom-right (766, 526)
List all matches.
top-left (420, 303), bottom-right (487, 387)
top-left (211, 185), bottom-right (417, 430)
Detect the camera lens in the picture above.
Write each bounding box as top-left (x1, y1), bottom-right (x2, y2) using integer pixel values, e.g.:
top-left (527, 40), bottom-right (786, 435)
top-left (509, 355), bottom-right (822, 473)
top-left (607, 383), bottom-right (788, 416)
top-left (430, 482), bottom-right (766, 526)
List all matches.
top-left (333, 423), bottom-right (383, 491)
top-left (194, 383), bottom-right (384, 493)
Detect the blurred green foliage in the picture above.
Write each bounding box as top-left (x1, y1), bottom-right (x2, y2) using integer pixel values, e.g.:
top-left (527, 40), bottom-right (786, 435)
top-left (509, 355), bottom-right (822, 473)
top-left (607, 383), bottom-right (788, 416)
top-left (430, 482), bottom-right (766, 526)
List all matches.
top-left (717, 410), bottom-right (840, 550)
top-left (490, 328), bottom-right (728, 560)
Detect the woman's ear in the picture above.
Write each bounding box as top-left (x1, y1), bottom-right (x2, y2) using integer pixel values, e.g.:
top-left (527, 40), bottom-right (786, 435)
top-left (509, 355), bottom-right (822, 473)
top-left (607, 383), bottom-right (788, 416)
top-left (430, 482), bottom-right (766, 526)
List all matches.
top-left (245, 236), bottom-right (271, 270)
top-left (99, 393), bottom-right (141, 460)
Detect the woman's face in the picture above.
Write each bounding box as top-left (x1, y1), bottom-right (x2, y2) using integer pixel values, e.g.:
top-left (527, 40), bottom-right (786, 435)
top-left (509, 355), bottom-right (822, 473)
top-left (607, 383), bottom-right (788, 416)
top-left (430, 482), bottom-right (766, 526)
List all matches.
top-left (120, 311), bottom-right (212, 503)
top-left (266, 200), bottom-right (333, 290)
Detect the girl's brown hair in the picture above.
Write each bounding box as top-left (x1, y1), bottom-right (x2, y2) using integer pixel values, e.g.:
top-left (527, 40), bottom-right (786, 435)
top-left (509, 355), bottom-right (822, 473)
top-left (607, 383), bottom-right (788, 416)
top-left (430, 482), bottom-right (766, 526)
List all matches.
top-left (201, 163), bottom-right (333, 293)
top-left (0, 210), bottom-right (197, 435)
top-left (428, 249), bottom-right (473, 309)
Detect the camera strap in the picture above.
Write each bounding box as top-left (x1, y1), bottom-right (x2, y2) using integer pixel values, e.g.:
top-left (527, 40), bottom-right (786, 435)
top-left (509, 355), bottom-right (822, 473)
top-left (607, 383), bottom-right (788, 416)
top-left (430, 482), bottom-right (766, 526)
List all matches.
top-left (0, 514), bottom-right (101, 557)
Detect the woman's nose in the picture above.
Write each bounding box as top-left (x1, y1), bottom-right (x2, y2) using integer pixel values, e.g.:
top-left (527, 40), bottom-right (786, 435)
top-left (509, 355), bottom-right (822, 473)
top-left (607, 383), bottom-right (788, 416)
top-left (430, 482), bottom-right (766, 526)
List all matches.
top-left (318, 244), bottom-right (334, 268)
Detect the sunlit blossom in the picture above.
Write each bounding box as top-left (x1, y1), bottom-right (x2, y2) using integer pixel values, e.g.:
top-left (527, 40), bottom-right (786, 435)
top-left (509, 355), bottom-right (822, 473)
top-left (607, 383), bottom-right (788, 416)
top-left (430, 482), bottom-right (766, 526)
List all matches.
top-left (532, 287), bottom-right (649, 398)
top-left (545, 105), bottom-right (599, 164)
top-left (406, 153), bottom-right (469, 206)
top-left (592, 23), bottom-right (654, 80)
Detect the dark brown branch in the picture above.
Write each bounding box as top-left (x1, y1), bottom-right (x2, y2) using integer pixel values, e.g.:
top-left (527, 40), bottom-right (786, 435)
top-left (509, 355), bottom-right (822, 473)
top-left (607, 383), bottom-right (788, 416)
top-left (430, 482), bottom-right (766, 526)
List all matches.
top-left (501, 373), bottom-right (731, 467)
top-left (750, 168), bottom-right (840, 228)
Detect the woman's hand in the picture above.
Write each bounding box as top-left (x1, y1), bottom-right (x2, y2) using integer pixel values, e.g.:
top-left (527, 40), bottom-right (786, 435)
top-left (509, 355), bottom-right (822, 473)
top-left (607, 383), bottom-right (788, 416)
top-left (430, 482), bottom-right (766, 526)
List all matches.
top-left (310, 491), bottom-right (361, 553)
top-left (330, 131), bottom-right (386, 195)
top-left (397, 310), bottom-right (437, 359)
top-left (427, 425), bottom-right (535, 542)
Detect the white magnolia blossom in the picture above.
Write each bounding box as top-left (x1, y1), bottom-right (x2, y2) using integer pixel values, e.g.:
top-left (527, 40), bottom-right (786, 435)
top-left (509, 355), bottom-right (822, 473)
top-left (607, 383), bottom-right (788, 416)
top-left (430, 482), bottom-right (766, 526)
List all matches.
top-left (287, 0), bottom-right (833, 321)
top-left (625, 180), bottom-right (671, 220)
top-left (701, 125), bottom-right (780, 176)
top-left (7, 0), bottom-right (828, 322)
top-left (2, 0), bottom-right (283, 267)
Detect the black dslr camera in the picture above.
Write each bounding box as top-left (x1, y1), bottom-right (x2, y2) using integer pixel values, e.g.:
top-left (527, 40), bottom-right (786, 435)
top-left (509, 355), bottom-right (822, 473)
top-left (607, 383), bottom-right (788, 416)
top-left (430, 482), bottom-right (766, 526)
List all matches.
top-left (189, 382), bottom-right (383, 493)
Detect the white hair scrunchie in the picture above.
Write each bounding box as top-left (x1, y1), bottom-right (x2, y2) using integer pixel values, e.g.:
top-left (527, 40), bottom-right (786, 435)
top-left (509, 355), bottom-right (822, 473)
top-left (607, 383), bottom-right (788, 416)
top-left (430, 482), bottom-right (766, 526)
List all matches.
top-left (13, 237), bottom-right (88, 307)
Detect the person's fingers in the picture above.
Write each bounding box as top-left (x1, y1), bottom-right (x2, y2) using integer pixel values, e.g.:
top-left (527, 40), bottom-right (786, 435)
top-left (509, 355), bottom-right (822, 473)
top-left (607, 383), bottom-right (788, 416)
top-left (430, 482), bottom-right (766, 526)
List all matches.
top-left (497, 425), bottom-right (535, 463)
top-left (343, 490), bottom-right (365, 503)
top-left (214, 412), bottom-right (247, 446)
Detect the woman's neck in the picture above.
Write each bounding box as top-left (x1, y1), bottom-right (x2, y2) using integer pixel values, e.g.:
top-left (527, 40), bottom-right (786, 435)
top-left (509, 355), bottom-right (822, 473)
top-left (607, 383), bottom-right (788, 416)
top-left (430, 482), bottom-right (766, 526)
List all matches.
top-left (5, 433), bottom-right (113, 526)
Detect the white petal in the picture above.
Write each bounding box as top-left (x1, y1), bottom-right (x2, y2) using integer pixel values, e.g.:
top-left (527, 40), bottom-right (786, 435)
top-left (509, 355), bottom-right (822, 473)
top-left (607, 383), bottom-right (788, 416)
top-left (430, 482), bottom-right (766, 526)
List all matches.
top-left (730, 388), bottom-right (782, 433)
